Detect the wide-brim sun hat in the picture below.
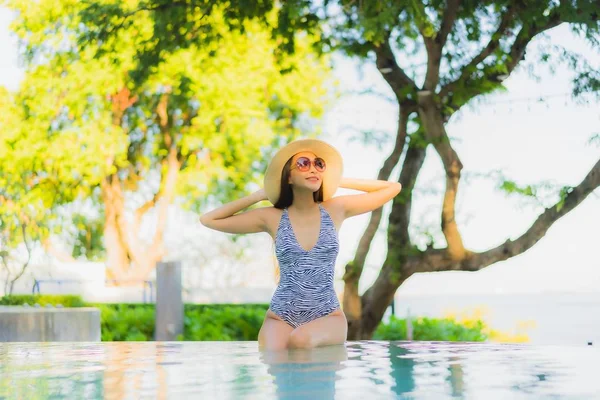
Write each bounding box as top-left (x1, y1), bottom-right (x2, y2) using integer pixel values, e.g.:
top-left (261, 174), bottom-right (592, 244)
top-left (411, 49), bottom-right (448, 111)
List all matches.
top-left (264, 138), bottom-right (343, 205)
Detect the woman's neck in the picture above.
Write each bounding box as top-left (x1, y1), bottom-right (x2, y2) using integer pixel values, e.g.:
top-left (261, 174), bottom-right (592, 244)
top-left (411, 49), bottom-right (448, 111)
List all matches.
top-left (290, 189), bottom-right (318, 212)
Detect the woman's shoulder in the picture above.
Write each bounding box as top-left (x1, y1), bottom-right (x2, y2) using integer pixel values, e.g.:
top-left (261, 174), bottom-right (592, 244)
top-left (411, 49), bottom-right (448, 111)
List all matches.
top-left (258, 206), bottom-right (285, 240)
top-left (320, 199), bottom-right (345, 221)
top-left (258, 205), bottom-right (285, 222)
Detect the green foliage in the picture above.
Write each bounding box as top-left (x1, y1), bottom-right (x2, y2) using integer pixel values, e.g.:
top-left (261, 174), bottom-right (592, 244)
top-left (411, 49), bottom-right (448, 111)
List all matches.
top-left (373, 315), bottom-right (488, 342)
top-left (556, 186), bottom-right (574, 212)
top-left (1, 296), bottom-right (268, 341)
top-left (2, 296), bottom-right (492, 342)
top-left (85, 1), bottom-right (600, 114)
top-left (0, 294), bottom-right (86, 307)
top-left (183, 304), bottom-right (268, 341)
top-left (92, 304), bottom-right (156, 341)
top-left (499, 180), bottom-right (537, 198)
top-left (2, 0), bottom-right (333, 280)
top-left (0, 88), bottom-right (62, 264)
top-left (499, 176), bottom-right (578, 212)
top-left (5, 0), bottom-right (332, 205)
top-left (70, 213), bottom-right (105, 260)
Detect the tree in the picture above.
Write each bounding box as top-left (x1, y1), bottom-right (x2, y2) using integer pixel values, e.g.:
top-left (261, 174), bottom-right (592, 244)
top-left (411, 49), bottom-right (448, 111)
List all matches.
top-left (3, 0), bottom-right (332, 282)
top-left (0, 86), bottom-right (100, 294)
top-left (81, 0), bottom-right (600, 338)
top-left (322, 0), bottom-right (600, 339)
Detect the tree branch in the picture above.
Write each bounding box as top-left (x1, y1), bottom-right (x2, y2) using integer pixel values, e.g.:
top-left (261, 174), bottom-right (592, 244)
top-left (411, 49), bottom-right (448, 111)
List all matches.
top-left (391, 136), bottom-right (428, 247)
top-left (417, 91), bottom-right (467, 259)
top-left (422, 0), bottom-right (461, 90)
top-left (413, 156), bottom-right (600, 273)
top-left (42, 239), bottom-right (76, 263)
top-left (134, 191), bottom-right (161, 231)
top-left (439, 5), bottom-right (516, 99)
top-left (447, 13), bottom-right (562, 108)
top-left (504, 15), bottom-right (562, 76)
top-left (148, 145), bottom-right (180, 262)
top-left (9, 224), bottom-right (34, 295)
top-left (101, 176), bottom-right (141, 270)
top-left (437, 0), bottom-right (461, 48)
top-left (434, 137), bottom-right (466, 259)
top-left (374, 37), bottom-right (419, 101)
top-left (359, 155), bottom-right (598, 329)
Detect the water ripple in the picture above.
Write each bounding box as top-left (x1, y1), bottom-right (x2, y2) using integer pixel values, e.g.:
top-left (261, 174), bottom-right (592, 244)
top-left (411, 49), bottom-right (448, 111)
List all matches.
top-left (0, 341), bottom-right (598, 399)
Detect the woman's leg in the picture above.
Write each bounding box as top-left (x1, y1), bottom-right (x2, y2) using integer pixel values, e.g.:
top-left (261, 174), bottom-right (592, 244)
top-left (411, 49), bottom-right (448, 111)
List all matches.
top-left (288, 310), bottom-right (347, 349)
top-left (258, 310), bottom-right (294, 351)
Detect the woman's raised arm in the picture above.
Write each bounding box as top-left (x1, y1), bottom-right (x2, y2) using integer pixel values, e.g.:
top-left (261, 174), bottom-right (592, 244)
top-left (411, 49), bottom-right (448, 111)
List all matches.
top-left (199, 189), bottom-right (271, 234)
top-left (330, 178), bottom-right (402, 219)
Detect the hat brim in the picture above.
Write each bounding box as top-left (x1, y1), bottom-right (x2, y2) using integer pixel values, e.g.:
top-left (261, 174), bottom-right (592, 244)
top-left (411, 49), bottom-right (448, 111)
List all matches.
top-left (264, 139), bottom-right (343, 205)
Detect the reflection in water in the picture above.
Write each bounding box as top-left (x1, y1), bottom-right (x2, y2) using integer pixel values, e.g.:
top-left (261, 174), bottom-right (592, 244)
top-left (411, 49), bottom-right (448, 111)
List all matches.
top-left (260, 344), bottom-right (348, 399)
top-left (448, 358), bottom-right (465, 397)
top-left (389, 343), bottom-right (416, 396)
top-left (0, 341), bottom-right (599, 399)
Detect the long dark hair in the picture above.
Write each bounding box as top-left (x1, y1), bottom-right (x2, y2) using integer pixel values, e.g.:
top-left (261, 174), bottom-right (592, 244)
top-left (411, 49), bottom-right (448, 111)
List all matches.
top-left (273, 156), bottom-right (324, 209)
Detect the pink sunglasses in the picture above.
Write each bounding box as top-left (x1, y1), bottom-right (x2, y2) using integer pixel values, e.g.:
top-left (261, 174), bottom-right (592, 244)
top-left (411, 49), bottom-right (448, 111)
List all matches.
top-left (290, 156), bottom-right (326, 172)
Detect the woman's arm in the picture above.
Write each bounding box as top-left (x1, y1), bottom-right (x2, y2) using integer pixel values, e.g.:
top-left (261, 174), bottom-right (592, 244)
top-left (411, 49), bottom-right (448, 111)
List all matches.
top-left (338, 177), bottom-right (399, 193)
top-left (199, 189), bottom-right (270, 234)
top-left (331, 177), bottom-right (402, 219)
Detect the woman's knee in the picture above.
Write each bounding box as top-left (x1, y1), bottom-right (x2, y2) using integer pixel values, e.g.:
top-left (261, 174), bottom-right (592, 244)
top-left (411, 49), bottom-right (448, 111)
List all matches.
top-left (259, 316), bottom-right (294, 350)
top-left (288, 330), bottom-right (315, 349)
top-left (259, 339), bottom-right (289, 351)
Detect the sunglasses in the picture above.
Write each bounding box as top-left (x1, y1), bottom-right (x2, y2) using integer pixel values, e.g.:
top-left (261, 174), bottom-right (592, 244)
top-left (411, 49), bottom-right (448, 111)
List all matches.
top-left (290, 156), bottom-right (326, 172)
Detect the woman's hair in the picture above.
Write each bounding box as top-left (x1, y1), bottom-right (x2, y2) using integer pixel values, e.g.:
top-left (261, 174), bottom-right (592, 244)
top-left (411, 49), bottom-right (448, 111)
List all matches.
top-left (273, 156), bottom-right (324, 209)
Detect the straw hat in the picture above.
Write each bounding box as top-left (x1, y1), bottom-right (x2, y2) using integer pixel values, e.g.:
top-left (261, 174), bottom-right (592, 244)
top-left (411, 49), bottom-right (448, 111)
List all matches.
top-left (263, 138), bottom-right (343, 205)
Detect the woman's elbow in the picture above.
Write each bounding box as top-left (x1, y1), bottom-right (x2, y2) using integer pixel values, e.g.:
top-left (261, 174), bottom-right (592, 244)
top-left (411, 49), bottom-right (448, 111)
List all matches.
top-left (199, 214), bottom-right (211, 227)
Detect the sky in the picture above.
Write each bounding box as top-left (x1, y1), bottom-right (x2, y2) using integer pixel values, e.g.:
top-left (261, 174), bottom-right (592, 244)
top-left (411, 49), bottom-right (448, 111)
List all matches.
top-left (1, 8), bottom-right (599, 297)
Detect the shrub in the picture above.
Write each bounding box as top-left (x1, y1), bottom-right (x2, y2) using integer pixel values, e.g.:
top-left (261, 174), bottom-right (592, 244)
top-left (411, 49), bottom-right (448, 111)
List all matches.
top-left (0, 294), bottom-right (86, 307)
top-left (91, 304), bottom-right (155, 341)
top-left (373, 315), bottom-right (488, 342)
top-left (183, 304), bottom-right (268, 341)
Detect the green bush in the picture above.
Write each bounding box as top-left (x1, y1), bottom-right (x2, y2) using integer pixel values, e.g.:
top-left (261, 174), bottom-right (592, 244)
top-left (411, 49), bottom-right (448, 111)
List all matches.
top-left (2, 296), bottom-right (490, 342)
top-left (0, 297), bottom-right (268, 341)
top-left (373, 315), bottom-right (488, 342)
top-left (0, 294), bottom-right (86, 307)
top-left (183, 304), bottom-right (268, 341)
top-left (91, 304), bottom-right (155, 341)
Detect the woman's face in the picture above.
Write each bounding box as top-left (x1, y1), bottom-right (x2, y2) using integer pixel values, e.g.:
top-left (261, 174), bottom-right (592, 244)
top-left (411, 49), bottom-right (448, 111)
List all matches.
top-left (287, 151), bottom-right (324, 193)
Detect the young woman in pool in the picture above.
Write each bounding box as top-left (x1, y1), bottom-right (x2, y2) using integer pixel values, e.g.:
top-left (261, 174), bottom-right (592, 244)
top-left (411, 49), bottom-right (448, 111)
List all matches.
top-left (200, 139), bottom-right (401, 350)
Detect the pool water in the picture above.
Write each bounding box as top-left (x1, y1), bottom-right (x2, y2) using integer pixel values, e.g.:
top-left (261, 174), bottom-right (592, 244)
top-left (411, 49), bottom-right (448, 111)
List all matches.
top-left (0, 341), bottom-right (597, 399)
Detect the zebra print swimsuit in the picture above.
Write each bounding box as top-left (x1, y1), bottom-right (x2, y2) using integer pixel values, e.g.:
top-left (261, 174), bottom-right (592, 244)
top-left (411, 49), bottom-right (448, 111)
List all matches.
top-left (269, 203), bottom-right (341, 328)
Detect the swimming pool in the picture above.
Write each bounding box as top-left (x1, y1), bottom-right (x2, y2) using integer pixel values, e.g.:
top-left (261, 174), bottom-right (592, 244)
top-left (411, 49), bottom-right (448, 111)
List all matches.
top-left (0, 341), bottom-right (597, 399)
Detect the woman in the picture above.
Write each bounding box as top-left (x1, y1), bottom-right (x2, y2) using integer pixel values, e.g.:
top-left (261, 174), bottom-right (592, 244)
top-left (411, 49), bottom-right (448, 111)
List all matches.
top-left (200, 139), bottom-right (401, 350)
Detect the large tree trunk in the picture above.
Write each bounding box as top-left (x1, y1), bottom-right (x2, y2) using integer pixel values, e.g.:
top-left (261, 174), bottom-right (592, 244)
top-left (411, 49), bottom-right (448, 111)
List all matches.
top-left (101, 146), bottom-right (180, 283)
top-left (343, 107), bottom-right (411, 339)
top-left (101, 88), bottom-right (180, 284)
top-left (346, 139), bottom-right (427, 339)
top-left (101, 176), bottom-right (133, 281)
top-left (101, 170), bottom-right (176, 283)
